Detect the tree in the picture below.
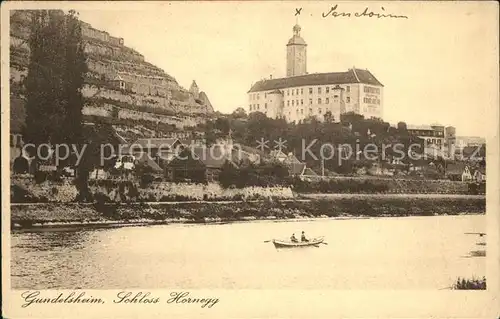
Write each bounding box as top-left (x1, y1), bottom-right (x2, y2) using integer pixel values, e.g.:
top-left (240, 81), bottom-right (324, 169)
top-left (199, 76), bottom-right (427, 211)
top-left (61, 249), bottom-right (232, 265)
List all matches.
top-left (24, 11), bottom-right (67, 150)
top-left (323, 111), bottom-right (334, 123)
top-left (397, 121), bottom-right (408, 134)
top-left (340, 112), bottom-right (364, 125)
top-left (214, 117), bottom-right (230, 135)
top-left (218, 161), bottom-right (239, 188)
top-left (62, 11), bottom-right (90, 199)
top-left (23, 10), bottom-right (87, 182)
top-left (231, 107), bottom-right (247, 119)
top-left (60, 10), bottom-right (87, 145)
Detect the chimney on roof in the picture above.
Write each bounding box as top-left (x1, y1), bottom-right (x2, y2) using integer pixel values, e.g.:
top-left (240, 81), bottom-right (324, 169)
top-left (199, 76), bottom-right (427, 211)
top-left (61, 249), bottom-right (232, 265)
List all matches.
top-left (270, 74), bottom-right (272, 79)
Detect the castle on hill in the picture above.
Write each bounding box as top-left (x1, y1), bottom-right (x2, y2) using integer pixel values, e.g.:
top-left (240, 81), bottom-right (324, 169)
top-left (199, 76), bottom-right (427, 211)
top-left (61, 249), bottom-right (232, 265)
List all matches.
top-left (247, 23), bottom-right (384, 123)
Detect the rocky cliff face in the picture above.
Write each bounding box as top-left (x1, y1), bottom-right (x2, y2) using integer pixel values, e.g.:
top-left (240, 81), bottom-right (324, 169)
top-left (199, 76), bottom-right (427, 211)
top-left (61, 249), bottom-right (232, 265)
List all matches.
top-left (9, 10), bottom-right (213, 140)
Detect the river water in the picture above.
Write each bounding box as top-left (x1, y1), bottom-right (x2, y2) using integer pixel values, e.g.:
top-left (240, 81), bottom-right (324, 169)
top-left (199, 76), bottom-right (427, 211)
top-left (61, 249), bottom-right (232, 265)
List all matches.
top-left (11, 214), bottom-right (485, 290)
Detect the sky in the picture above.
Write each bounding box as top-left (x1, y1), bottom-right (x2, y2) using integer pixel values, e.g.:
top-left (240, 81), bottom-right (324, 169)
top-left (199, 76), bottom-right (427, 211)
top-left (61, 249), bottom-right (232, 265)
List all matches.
top-left (68, 2), bottom-right (498, 137)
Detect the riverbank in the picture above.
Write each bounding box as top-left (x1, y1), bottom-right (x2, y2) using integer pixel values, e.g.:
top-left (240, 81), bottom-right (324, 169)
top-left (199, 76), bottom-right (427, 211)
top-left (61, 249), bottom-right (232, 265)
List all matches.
top-left (11, 176), bottom-right (481, 205)
top-left (10, 195), bottom-right (486, 230)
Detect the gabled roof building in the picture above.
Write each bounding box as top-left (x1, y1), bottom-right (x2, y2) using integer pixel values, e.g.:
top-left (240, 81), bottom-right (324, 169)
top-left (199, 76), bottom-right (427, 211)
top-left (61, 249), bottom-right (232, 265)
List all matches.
top-left (248, 23), bottom-right (384, 123)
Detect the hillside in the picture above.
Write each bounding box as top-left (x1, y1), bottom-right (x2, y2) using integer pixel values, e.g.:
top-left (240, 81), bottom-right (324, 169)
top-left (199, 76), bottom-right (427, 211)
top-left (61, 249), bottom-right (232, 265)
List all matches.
top-left (9, 10), bottom-right (214, 142)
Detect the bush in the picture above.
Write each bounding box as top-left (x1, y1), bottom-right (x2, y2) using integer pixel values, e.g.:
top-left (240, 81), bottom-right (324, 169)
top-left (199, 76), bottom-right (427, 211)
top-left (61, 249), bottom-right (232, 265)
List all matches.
top-left (11, 184), bottom-right (36, 203)
top-left (452, 277), bottom-right (486, 290)
top-left (34, 171), bottom-right (48, 184)
top-left (291, 177), bottom-right (466, 194)
top-left (140, 174), bottom-right (155, 187)
top-left (219, 162), bottom-right (290, 189)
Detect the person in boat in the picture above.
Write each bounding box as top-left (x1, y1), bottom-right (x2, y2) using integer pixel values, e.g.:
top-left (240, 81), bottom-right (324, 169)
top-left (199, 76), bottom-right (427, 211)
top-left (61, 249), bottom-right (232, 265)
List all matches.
top-left (301, 231), bottom-right (309, 242)
top-left (290, 233), bottom-right (298, 243)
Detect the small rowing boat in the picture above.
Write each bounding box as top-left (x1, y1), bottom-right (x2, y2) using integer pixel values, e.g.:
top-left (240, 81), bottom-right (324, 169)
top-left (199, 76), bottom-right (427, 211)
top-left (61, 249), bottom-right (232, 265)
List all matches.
top-left (272, 237), bottom-right (324, 248)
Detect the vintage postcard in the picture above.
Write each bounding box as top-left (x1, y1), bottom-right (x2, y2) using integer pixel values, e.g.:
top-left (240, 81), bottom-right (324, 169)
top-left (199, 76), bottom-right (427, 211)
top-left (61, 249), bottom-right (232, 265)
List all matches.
top-left (1, 1), bottom-right (499, 318)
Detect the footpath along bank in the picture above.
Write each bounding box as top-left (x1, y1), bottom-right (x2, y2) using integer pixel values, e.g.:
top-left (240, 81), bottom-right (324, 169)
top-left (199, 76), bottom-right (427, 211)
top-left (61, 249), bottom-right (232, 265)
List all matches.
top-left (11, 195), bottom-right (486, 229)
top-left (10, 176), bottom-right (486, 229)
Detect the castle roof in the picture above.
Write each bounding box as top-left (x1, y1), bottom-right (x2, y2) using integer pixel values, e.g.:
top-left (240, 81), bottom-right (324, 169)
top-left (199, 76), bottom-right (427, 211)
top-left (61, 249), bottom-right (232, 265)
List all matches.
top-left (407, 124), bottom-right (434, 131)
top-left (269, 89), bottom-right (283, 94)
top-left (288, 24), bottom-right (307, 46)
top-left (248, 68), bottom-right (383, 93)
top-left (132, 138), bottom-right (182, 149)
top-left (287, 35), bottom-right (307, 46)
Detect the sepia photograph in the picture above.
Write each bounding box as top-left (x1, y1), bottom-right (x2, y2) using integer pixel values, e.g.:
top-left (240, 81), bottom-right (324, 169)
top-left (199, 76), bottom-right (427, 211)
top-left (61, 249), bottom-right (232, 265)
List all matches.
top-left (2, 1), bottom-right (499, 318)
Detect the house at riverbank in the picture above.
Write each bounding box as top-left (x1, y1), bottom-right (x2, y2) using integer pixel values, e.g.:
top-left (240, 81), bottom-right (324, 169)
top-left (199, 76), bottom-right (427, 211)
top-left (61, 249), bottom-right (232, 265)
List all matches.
top-left (165, 145), bottom-right (236, 182)
top-left (446, 163), bottom-right (472, 181)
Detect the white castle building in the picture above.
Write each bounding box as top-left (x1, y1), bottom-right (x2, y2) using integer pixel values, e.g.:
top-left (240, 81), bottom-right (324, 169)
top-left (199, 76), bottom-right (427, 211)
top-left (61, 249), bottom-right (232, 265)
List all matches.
top-left (247, 23), bottom-right (384, 123)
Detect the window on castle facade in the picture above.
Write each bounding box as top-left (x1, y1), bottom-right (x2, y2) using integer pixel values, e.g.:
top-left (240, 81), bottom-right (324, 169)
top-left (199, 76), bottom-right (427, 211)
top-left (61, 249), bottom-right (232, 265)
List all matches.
top-left (287, 90), bottom-right (290, 96)
top-left (301, 99), bottom-right (303, 105)
top-left (326, 98), bottom-right (329, 104)
top-left (296, 100), bottom-right (298, 106)
top-left (309, 88), bottom-right (313, 94)
top-left (265, 103), bottom-right (267, 109)
top-left (318, 87), bottom-right (322, 94)
top-left (292, 90), bottom-right (294, 96)
top-left (301, 88), bottom-right (303, 94)
top-left (346, 97), bottom-right (350, 103)
top-left (287, 101), bottom-right (290, 106)
top-left (318, 98), bottom-right (322, 104)
top-left (292, 100), bottom-right (295, 106)
top-left (326, 87), bottom-right (330, 94)
top-left (319, 109), bottom-right (322, 114)
top-left (309, 99), bottom-right (312, 104)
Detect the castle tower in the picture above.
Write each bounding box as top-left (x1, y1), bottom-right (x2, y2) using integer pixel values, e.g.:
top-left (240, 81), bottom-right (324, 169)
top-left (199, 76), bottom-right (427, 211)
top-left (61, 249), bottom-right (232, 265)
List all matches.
top-left (189, 80), bottom-right (200, 99)
top-left (286, 23), bottom-right (307, 77)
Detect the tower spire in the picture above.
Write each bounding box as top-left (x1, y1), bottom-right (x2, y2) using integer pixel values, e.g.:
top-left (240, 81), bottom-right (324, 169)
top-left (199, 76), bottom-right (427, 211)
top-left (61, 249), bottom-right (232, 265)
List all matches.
top-left (287, 21), bottom-right (307, 77)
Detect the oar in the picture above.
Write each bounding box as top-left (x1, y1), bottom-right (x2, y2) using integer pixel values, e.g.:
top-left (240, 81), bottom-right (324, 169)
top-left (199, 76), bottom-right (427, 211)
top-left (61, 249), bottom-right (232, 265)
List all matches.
top-left (264, 240), bottom-right (272, 243)
top-left (321, 242), bottom-right (328, 245)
